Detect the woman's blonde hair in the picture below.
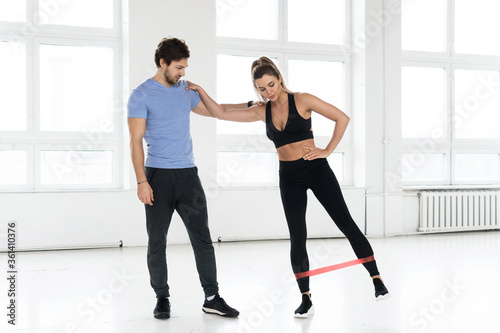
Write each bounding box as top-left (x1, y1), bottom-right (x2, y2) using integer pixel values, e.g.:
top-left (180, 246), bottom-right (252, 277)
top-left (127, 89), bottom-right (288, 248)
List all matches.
top-left (251, 56), bottom-right (293, 101)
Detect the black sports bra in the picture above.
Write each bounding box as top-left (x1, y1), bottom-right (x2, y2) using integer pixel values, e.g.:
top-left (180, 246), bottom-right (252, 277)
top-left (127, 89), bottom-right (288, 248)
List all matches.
top-left (265, 93), bottom-right (314, 148)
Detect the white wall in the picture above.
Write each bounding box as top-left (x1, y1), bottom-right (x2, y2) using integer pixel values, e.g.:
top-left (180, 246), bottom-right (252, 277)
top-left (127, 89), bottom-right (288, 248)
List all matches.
top-left (0, 191), bottom-right (146, 250)
top-left (0, 0), bottom-right (416, 251)
top-left (354, 0), bottom-right (405, 237)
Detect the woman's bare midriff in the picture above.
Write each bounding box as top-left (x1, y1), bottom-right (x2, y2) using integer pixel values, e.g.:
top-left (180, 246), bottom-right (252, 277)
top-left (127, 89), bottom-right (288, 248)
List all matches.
top-left (276, 138), bottom-right (316, 161)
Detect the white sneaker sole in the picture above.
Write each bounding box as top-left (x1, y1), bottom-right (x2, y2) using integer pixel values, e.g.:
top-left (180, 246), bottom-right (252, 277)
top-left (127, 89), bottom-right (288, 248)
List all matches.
top-left (376, 292), bottom-right (391, 302)
top-left (202, 307), bottom-right (239, 317)
top-left (294, 305), bottom-right (314, 318)
top-left (202, 307), bottom-right (226, 316)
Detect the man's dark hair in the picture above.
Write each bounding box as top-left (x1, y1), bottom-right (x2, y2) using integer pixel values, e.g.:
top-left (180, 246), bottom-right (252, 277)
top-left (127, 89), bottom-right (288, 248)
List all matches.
top-left (154, 37), bottom-right (190, 68)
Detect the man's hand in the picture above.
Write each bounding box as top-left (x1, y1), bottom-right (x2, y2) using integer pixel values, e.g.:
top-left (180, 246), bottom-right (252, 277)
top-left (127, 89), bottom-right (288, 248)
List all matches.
top-left (138, 182), bottom-right (154, 206)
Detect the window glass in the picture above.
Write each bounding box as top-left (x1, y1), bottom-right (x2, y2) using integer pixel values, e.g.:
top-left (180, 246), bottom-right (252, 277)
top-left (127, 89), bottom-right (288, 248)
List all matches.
top-left (39, 44), bottom-right (114, 132)
top-left (0, 42), bottom-right (26, 131)
top-left (288, 0), bottom-right (344, 45)
top-left (0, 0), bottom-right (26, 22)
top-left (454, 69), bottom-right (500, 139)
top-left (402, 67), bottom-right (446, 138)
top-left (40, 150), bottom-right (113, 185)
top-left (454, 153), bottom-right (500, 182)
top-left (455, 0), bottom-right (500, 55)
top-left (288, 59), bottom-right (344, 136)
top-left (401, 0), bottom-right (446, 52)
top-left (402, 153), bottom-right (446, 182)
top-left (38, 0), bottom-right (114, 28)
top-left (217, 54), bottom-right (267, 135)
top-left (0, 151), bottom-right (27, 185)
top-left (216, 0), bottom-right (277, 40)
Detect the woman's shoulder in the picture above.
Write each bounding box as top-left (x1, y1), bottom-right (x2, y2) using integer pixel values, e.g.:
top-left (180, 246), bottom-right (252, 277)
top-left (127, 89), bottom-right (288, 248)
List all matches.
top-left (253, 102), bottom-right (267, 119)
top-left (293, 92), bottom-right (315, 101)
top-left (292, 92), bottom-right (317, 111)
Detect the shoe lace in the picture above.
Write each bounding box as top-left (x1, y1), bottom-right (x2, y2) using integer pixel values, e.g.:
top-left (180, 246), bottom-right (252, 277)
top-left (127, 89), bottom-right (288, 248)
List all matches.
top-left (214, 296), bottom-right (232, 311)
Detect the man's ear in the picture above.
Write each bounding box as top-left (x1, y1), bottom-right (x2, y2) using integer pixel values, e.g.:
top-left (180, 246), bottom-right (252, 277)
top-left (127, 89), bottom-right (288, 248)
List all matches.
top-left (159, 58), bottom-right (167, 68)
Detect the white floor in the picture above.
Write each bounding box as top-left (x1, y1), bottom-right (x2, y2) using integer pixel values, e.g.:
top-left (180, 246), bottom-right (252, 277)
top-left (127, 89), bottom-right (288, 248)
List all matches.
top-left (2, 231), bottom-right (500, 333)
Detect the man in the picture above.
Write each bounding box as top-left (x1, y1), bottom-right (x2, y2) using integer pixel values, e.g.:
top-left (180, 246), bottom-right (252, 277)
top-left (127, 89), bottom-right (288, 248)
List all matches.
top-left (127, 37), bottom-right (238, 319)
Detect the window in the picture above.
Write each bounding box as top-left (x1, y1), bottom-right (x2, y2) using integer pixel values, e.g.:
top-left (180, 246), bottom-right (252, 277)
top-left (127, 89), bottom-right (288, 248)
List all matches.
top-left (288, 59), bottom-right (344, 136)
top-left (216, 54), bottom-right (272, 135)
top-left (454, 152), bottom-right (500, 184)
top-left (38, 0), bottom-right (114, 28)
top-left (216, 0), bottom-right (278, 40)
top-left (0, 0), bottom-right (26, 22)
top-left (401, 0), bottom-right (500, 186)
top-left (454, 0), bottom-right (500, 56)
top-left (402, 152), bottom-right (448, 183)
top-left (287, 0), bottom-right (344, 45)
top-left (401, 66), bottom-right (446, 139)
top-left (0, 0), bottom-right (122, 190)
top-left (0, 150), bottom-right (28, 185)
top-left (454, 69), bottom-right (500, 140)
top-left (401, 0), bottom-right (446, 52)
top-left (39, 150), bottom-right (115, 186)
top-left (0, 41), bottom-right (26, 131)
top-left (216, 0), bottom-right (349, 187)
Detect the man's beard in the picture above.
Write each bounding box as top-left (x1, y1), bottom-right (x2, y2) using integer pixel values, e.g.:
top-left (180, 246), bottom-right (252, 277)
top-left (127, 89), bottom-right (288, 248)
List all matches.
top-left (164, 71), bottom-right (179, 85)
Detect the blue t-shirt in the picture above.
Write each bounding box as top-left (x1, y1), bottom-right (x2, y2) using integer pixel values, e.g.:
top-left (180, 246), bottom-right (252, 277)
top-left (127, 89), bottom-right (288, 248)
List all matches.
top-left (127, 79), bottom-right (201, 169)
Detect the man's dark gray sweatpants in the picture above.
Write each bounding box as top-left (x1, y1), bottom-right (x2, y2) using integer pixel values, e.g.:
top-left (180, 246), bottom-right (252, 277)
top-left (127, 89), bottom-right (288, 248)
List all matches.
top-left (144, 166), bottom-right (219, 298)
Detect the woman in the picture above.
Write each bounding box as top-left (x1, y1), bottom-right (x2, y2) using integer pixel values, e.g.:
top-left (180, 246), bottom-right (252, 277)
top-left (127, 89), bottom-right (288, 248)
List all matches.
top-left (187, 56), bottom-right (390, 318)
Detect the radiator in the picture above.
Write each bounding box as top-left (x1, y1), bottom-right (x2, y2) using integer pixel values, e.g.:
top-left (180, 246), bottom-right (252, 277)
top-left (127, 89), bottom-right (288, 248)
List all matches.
top-left (418, 190), bottom-right (500, 232)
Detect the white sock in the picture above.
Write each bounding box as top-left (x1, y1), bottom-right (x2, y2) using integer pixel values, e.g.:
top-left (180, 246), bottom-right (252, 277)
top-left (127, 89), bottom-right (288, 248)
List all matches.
top-left (206, 295), bottom-right (216, 301)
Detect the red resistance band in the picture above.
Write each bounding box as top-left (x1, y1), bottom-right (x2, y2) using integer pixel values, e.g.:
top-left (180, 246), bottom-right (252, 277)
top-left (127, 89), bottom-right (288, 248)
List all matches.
top-left (294, 255), bottom-right (375, 280)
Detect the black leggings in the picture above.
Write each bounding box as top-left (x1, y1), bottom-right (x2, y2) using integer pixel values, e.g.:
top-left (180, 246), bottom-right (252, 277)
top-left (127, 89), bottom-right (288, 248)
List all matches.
top-left (279, 158), bottom-right (380, 293)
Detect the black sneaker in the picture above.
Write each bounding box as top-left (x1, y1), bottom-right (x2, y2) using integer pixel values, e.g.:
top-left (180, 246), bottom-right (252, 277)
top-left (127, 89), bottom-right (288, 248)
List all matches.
top-left (373, 278), bottom-right (391, 301)
top-left (202, 294), bottom-right (239, 317)
top-left (294, 293), bottom-right (314, 318)
top-left (153, 296), bottom-right (171, 319)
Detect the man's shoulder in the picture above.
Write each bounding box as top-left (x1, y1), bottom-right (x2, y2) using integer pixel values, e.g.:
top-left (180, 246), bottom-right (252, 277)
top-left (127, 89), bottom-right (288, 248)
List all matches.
top-left (134, 79), bottom-right (188, 93)
top-left (169, 80), bottom-right (189, 91)
top-left (133, 78), bottom-right (156, 93)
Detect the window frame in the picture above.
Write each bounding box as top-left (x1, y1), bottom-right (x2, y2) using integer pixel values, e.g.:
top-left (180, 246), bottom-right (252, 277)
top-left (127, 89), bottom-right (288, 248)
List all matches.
top-left (401, 0), bottom-right (500, 187)
top-left (215, 0), bottom-right (352, 187)
top-left (0, 0), bottom-right (123, 191)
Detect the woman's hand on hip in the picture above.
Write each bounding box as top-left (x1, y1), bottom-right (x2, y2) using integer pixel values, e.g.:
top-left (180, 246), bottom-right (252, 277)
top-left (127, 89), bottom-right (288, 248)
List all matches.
top-left (302, 146), bottom-right (331, 160)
